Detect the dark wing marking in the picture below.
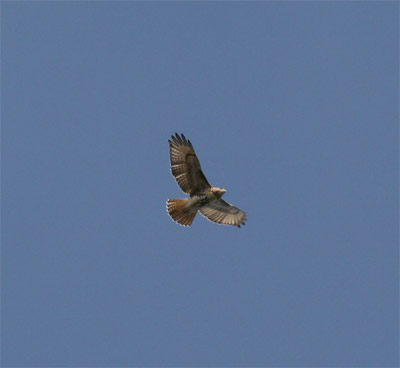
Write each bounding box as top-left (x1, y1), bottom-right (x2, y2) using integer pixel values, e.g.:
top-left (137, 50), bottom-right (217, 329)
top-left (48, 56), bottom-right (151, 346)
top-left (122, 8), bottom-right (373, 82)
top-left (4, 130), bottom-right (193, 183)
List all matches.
top-left (169, 133), bottom-right (211, 195)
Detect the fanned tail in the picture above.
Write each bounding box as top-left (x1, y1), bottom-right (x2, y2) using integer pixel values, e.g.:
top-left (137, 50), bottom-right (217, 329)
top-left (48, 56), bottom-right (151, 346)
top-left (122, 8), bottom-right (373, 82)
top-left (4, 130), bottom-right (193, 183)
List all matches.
top-left (167, 199), bottom-right (197, 226)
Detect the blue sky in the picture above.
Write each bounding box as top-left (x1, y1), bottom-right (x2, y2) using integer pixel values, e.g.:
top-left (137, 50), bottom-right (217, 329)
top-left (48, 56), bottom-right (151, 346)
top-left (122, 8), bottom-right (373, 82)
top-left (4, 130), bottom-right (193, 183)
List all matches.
top-left (2, 2), bottom-right (398, 367)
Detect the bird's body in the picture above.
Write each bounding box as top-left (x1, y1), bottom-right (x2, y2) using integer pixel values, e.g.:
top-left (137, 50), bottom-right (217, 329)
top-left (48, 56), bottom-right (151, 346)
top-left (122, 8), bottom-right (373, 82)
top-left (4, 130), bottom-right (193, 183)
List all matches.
top-left (167, 133), bottom-right (246, 228)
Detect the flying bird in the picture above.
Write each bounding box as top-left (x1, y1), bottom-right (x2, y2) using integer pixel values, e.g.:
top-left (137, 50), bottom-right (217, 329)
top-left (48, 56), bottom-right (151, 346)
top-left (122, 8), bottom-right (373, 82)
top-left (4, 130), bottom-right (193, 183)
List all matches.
top-left (167, 133), bottom-right (246, 228)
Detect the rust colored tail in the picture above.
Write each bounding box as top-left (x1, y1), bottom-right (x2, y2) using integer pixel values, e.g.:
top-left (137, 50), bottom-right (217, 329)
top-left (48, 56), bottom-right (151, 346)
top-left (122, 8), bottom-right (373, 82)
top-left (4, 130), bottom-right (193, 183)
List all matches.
top-left (167, 199), bottom-right (197, 226)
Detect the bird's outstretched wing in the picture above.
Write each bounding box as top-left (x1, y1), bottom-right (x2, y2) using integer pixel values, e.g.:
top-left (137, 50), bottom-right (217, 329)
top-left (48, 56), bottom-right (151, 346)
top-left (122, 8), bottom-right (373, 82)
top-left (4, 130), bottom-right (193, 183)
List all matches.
top-left (169, 133), bottom-right (211, 195)
top-left (199, 199), bottom-right (246, 228)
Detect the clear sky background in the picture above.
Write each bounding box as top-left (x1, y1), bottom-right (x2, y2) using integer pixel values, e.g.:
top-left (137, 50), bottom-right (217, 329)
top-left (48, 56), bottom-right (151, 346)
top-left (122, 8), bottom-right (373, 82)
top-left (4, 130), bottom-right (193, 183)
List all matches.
top-left (2, 2), bottom-right (398, 367)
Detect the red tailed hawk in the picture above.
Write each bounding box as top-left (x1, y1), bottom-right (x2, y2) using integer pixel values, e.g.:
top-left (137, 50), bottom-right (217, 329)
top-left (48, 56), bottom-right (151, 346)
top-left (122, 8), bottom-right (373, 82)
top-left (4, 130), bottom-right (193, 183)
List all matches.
top-left (167, 133), bottom-right (246, 228)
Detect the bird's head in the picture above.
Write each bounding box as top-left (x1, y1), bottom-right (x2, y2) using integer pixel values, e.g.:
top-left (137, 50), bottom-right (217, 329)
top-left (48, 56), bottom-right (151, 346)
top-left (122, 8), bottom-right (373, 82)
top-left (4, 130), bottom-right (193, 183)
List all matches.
top-left (211, 187), bottom-right (226, 198)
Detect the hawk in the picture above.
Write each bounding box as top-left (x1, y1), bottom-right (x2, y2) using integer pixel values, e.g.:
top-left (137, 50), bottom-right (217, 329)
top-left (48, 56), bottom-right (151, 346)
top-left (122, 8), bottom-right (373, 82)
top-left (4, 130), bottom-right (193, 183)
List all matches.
top-left (167, 133), bottom-right (246, 228)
